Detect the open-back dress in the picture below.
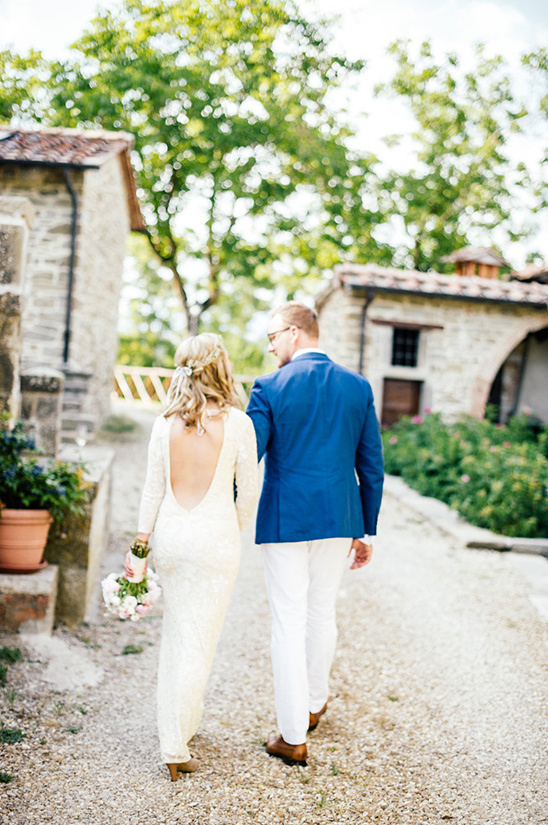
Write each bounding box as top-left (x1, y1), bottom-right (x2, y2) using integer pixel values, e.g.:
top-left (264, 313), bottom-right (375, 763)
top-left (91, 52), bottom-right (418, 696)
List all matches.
top-left (137, 407), bottom-right (258, 764)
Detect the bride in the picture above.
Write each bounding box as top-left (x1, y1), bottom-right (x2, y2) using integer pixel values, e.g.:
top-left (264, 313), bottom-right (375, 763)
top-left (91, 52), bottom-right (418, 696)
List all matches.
top-left (126, 333), bottom-right (258, 780)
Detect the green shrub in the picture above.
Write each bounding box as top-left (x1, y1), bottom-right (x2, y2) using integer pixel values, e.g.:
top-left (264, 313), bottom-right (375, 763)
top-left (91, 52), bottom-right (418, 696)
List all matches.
top-left (0, 423), bottom-right (89, 522)
top-left (0, 664), bottom-right (7, 686)
top-left (382, 412), bottom-right (548, 538)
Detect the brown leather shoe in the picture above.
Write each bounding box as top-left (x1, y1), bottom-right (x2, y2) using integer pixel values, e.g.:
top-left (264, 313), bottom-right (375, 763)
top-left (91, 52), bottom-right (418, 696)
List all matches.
top-left (266, 735), bottom-right (307, 766)
top-left (308, 702), bottom-right (327, 731)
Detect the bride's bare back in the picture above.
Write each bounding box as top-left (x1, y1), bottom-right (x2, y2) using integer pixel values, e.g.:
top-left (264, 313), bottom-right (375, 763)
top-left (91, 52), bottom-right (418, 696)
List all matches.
top-left (169, 408), bottom-right (225, 511)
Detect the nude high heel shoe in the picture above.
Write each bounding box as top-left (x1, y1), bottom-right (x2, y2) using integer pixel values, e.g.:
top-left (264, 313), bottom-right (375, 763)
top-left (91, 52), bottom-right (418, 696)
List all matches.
top-left (166, 759), bottom-right (199, 780)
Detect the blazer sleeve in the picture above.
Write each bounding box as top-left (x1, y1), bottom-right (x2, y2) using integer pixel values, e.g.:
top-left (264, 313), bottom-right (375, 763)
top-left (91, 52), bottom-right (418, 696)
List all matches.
top-left (246, 377), bottom-right (272, 462)
top-left (137, 417), bottom-right (166, 534)
top-left (355, 390), bottom-right (384, 535)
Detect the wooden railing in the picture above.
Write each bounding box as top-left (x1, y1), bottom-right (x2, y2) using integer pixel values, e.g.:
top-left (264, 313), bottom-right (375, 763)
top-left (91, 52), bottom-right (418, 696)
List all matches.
top-left (113, 365), bottom-right (256, 406)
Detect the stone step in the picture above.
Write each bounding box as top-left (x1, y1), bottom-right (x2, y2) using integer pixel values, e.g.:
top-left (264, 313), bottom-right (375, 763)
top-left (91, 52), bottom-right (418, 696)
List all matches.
top-left (60, 414), bottom-right (97, 445)
top-left (0, 565), bottom-right (59, 635)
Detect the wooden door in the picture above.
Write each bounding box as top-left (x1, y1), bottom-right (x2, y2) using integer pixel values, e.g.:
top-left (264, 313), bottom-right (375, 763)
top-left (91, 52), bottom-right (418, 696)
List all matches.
top-left (382, 378), bottom-right (422, 426)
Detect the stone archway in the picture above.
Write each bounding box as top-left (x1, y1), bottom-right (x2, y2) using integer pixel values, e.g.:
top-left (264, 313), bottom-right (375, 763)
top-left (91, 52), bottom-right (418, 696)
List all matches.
top-left (470, 314), bottom-right (548, 418)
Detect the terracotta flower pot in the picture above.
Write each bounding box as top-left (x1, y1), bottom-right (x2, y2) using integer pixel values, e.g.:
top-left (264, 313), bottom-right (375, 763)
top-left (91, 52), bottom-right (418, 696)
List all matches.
top-left (0, 509), bottom-right (53, 573)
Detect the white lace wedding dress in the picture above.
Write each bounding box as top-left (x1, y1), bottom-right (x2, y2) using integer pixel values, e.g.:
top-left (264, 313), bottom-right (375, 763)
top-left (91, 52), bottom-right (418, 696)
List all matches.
top-left (137, 407), bottom-right (258, 764)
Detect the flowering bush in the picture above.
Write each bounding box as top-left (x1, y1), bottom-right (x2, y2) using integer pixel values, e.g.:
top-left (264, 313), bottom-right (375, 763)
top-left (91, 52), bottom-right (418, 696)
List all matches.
top-left (382, 412), bottom-right (548, 538)
top-left (102, 569), bottom-right (161, 621)
top-left (0, 423), bottom-right (88, 523)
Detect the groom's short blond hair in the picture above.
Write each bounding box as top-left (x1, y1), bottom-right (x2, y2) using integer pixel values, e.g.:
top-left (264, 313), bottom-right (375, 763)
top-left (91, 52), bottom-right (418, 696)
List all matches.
top-left (272, 302), bottom-right (319, 339)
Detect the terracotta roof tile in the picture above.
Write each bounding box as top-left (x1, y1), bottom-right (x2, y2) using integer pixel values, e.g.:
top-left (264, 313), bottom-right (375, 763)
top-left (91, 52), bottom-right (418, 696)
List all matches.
top-left (513, 263), bottom-right (548, 283)
top-left (0, 128), bottom-right (145, 232)
top-left (337, 263), bottom-right (548, 307)
top-left (0, 128), bottom-right (133, 168)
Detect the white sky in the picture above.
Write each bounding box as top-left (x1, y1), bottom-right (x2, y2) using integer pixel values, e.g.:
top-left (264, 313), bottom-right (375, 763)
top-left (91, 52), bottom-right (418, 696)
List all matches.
top-left (1, 0), bottom-right (547, 266)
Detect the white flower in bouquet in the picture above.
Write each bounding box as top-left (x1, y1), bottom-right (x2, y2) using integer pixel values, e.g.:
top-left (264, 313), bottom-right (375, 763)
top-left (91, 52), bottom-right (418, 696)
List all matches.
top-left (102, 573), bottom-right (121, 598)
top-left (101, 567), bottom-right (161, 622)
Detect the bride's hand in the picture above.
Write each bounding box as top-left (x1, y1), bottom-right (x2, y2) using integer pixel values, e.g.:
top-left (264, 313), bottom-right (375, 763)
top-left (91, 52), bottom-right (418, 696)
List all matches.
top-left (124, 549), bottom-right (148, 579)
top-left (124, 550), bottom-right (134, 579)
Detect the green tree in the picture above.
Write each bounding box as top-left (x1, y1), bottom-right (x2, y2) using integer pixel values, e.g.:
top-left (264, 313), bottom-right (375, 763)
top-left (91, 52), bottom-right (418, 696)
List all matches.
top-left (0, 0), bottom-right (383, 333)
top-left (522, 48), bottom-right (548, 220)
top-left (375, 41), bottom-right (536, 271)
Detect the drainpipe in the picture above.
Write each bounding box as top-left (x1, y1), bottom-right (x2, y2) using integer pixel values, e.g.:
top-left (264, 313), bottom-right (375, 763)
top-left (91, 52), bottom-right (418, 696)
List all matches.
top-left (358, 287), bottom-right (375, 375)
top-left (62, 168), bottom-right (78, 365)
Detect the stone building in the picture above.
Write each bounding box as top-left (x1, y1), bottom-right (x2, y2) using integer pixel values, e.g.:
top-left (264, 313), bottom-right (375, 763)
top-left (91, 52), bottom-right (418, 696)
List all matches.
top-left (0, 129), bottom-right (144, 631)
top-left (316, 255), bottom-right (548, 426)
top-left (0, 128), bottom-right (144, 438)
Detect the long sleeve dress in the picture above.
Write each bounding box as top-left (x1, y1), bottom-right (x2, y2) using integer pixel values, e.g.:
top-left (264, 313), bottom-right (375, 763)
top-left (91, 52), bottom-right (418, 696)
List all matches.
top-left (137, 407), bottom-right (259, 764)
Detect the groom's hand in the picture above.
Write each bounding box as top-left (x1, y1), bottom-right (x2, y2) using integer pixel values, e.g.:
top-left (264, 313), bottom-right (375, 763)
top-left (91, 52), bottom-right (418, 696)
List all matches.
top-left (349, 539), bottom-right (373, 569)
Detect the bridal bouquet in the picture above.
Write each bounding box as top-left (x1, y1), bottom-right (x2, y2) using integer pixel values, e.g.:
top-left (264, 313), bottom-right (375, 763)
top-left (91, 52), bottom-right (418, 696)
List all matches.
top-left (101, 539), bottom-right (161, 621)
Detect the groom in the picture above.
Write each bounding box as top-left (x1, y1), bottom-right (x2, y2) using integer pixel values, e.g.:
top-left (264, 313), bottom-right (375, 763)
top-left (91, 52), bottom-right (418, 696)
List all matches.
top-left (247, 302), bottom-right (384, 765)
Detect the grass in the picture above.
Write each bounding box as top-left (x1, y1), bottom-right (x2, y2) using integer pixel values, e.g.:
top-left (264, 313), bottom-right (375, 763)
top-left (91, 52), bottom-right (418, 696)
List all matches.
top-left (64, 724), bottom-right (83, 734)
top-left (0, 727), bottom-right (25, 744)
top-left (122, 644), bottom-right (144, 655)
top-left (0, 771), bottom-right (13, 783)
top-left (0, 664), bottom-right (7, 686)
top-left (0, 646), bottom-right (22, 663)
top-left (316, 789), bottom-right (328, 808)
top-left (101, 415), bottom-right (137, 434)
top-left (4, 688), bottom-right (17, 706)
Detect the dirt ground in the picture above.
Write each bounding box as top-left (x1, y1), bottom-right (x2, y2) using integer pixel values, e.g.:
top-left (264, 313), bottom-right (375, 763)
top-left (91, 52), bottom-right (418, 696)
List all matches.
top-left (1, 403), bottom-right (547, 825)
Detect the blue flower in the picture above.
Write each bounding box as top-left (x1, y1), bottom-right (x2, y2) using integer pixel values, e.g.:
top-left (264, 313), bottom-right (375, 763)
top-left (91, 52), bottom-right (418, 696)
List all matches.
top-left (31, 465), bottom-right (44, 476)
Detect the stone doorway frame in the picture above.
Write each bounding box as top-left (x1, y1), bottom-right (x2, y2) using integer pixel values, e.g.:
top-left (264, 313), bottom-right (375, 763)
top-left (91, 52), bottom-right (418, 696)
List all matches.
top-left (470, 315), bottom-right (548, 418)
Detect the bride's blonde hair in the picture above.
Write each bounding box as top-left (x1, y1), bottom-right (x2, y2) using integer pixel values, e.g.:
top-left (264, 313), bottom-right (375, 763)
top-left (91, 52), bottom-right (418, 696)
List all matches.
top-left (163, 333), bottom-right (240, 427)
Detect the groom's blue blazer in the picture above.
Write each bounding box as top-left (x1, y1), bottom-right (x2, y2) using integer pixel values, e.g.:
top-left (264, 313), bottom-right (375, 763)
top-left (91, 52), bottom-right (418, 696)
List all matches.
top-left (246, 352), bottom-right (384, 545)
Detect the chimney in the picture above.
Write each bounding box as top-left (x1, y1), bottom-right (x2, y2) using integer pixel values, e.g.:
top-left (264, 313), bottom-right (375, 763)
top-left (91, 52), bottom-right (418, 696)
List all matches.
top-left (440, 246), bottom-right (510, 279)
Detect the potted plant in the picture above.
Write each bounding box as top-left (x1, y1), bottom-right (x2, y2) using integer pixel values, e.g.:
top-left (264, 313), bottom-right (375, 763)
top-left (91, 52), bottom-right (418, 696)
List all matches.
top-left (0, 423), bottom-right (88, 573)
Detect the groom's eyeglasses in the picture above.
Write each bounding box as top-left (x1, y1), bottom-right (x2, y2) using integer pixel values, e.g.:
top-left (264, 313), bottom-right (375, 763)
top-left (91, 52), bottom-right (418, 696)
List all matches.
top-left (267, 326), bottom-right (291, 343)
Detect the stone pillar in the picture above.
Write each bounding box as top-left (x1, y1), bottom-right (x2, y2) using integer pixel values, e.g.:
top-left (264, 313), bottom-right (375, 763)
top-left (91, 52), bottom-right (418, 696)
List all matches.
top-left (45, 444), bottom-right (114, 626)
top-left (20, 367), bottom-right (64, 457)
top-left (0, 196), bottom-right (34, 419)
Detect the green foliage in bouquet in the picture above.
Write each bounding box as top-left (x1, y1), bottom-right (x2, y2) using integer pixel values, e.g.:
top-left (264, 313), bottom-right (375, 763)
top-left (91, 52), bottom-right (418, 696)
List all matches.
top-left (382, 412), bottom-right (548, 538)
top-left (115, 576), bottom-right (151, 603)
top-left (0, 423), bottom-right (89, 523)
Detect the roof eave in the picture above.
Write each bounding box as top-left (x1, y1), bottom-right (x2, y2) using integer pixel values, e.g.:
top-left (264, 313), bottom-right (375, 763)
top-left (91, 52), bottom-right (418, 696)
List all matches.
top-left (0, 148), bottom-right (146, 233)
top-left (342, 280), bottom-right (548, 309)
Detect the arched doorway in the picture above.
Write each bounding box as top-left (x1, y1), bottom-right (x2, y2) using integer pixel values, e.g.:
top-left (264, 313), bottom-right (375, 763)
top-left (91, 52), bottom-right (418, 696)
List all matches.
top-left (487, 325), bottom-right (548, 422)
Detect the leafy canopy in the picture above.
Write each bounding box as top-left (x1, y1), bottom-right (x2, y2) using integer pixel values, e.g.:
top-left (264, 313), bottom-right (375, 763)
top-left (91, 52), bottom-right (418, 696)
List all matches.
top-left (375, 41), bottom-right (537, 271)
top-left (0, 0), bottom-right (382, 332)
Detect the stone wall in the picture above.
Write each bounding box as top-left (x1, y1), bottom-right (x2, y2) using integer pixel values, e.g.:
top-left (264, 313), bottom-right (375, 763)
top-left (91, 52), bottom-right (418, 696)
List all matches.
top-left (70, 155), bottom-right (131, 425)
top-left (317, 284), bottom-right (548, 421)
top-left (0, 166), bottom-right (80, 371)
top-left (0, 157), bottom-right (131, 431)
top-left (20, 367), bottom-right (64, 456)
top-left (0, 195), bottom-right (34, 418)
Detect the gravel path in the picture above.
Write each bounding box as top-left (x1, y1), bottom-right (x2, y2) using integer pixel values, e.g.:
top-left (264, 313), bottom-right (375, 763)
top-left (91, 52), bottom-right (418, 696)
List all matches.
top-left (1, 405), bottom-right (547, 825)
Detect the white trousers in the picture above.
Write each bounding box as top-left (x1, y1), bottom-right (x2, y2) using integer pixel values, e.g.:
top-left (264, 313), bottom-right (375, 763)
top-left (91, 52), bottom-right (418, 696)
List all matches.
top-left (262, 537), bottom-right (352, 745)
